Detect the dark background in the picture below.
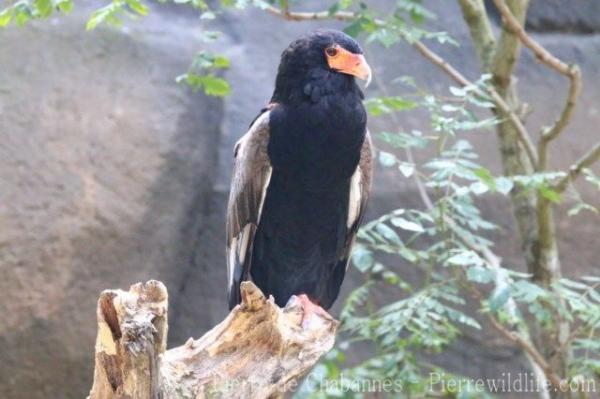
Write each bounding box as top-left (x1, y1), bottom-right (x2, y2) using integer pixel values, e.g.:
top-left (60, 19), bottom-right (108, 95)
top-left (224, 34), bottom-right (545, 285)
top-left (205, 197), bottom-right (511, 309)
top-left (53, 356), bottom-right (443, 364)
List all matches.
top-left (0, 0), bottom-right (599, 397)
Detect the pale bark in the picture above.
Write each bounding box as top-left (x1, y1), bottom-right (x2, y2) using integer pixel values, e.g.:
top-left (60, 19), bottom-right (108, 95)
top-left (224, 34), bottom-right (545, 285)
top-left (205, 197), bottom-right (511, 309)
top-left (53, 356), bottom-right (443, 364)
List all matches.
top-left (457, 0), bottom-right (496, 68)
top-left (88, 280), bottom-right (337, 399)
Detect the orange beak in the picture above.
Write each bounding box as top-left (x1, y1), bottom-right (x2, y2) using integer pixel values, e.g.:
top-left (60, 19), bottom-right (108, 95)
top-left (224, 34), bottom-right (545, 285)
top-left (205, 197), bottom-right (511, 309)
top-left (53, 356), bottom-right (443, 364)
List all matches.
top-left (326, 46), bottom-right (372, 87)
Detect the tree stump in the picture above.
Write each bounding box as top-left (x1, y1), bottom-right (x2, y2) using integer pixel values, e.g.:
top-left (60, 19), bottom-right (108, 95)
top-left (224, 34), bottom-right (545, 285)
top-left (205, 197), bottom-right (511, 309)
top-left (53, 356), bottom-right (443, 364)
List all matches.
top-left (88, 280), bottom-right (338, 399)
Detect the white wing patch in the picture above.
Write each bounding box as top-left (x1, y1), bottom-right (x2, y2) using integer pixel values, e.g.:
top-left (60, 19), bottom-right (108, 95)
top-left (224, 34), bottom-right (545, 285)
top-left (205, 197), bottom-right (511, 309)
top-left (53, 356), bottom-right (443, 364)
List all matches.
top-left (227, 236), bottom-right (238, 288)
top-left (347, 166), bottom-right (362, 228)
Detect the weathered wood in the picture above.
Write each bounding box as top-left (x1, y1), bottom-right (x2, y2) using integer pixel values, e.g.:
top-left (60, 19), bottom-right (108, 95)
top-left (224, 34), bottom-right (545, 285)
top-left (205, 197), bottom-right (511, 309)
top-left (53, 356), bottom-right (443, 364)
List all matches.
top-left (88, 280), bottom-right (338, 399)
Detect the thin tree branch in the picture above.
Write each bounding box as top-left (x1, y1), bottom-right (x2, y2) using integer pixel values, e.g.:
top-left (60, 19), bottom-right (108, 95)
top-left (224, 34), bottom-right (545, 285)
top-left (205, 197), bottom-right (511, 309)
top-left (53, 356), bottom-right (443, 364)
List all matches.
top-left (538, 67), bottom-right (581, 169)
top-left (265, 4), bottom-right (538, 166)
top-left (265, 5), bottom-right (354, 22)
top-left (554, 142), bottom-right (600, 193)
top-left (492, 0), bottom-right (582, 171)
top-left (466, 281), bottom-right (563, 390)
top-left (492, 0), bottom-right (577, 77)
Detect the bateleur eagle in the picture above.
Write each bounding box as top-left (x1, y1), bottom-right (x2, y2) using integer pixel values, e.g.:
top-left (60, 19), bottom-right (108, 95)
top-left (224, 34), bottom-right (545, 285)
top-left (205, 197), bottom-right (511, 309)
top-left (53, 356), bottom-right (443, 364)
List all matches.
top-left (226, 29), bottom-right (373, 314)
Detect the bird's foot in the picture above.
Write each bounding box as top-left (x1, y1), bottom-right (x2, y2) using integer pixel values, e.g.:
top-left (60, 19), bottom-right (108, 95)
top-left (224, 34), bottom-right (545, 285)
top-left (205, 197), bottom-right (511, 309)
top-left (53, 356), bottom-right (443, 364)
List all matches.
top-left (297, 294), bottom-right (330, 330)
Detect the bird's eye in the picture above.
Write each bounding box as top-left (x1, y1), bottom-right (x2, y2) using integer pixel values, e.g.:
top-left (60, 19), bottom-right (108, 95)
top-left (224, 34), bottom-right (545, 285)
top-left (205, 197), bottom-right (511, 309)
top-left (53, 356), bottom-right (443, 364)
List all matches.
top-left (325, 46), bottom-right (339, 57)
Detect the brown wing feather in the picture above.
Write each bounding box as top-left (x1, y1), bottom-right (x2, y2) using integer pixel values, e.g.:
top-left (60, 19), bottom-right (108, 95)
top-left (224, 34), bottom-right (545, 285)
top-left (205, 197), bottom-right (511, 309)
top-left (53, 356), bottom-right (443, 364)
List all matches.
top-left (226, 111), bottom-right (272, 308)
top-left (342, 131), bottom-right (373, 263)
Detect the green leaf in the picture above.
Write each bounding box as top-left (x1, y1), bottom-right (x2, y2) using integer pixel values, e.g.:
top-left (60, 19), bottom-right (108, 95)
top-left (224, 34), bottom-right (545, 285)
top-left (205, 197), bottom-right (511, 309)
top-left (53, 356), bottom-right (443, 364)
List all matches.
top-left (398, 247), bottom-right (418, 262)
top-left (200, 75), bottom-right (230, 96)
top-left (352, 245), bottom-right (373, 272)
top-left (539, 184), bottom-right (562, 203)
top-left (365, 96), bottom-right (417, 116)
top-left (449, 86), bottom-right (466, 97)
top-left (368, 28), bottom-right (400, 47)
top-left (0, 8), bottom-right (13, 27)
top-left (56, 0), bottom-right (73, 13)
top-left (212, 55), bottom-right (230, 68)
top-left (489, 286), bottom-right (511, 311)
top-left (466, 266), bottom-right (495, 284)
top-left (86, 3), bottom-right (123, 30)
top-left (446, 250), bottom-right (483, 267)
top-left (583, 168), bottom-right (600, 190)
top-left (327, 3), bottom-right (340, 15)
top-left (474, 167), bottom-right (496, 190)
top-left (495, 176), bottom-right (514, 195)
top-left (511, 280), bottom-right (546, 303)
top-left (34, 0), bottom-right (53, 18)
top-left (343, 20), bottom-right (363, 37)
top-left (390, 217), bottom-right (424, 233)
top-left (378, 131), bottom-right (429, 149)
top-left (176, 73), bottom-right (230, 96)
top-left (200, 10), bottom-right (215, 19)
top-left (398, 162), bottom-right (415, 177)
top-left (375, 223), bottom-right (401, 245)
top-left (14, 6), bottom-right (31, 26)
top-left (126, 0), bottom-right (149, 16)
top-left (378, 151), bottom-right (396, 167)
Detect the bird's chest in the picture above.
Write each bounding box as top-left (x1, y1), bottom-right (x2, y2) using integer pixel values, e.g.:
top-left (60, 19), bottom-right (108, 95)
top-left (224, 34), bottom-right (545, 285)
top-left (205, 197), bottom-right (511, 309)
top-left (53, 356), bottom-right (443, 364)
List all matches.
top-left (268, 99), bottom-right (366, 185)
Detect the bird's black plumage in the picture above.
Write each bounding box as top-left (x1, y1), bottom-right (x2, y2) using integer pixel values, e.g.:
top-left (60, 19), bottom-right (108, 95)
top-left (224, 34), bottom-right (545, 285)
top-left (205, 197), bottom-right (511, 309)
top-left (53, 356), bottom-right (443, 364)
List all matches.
top-left (226, 30), bottom-right (372, 310)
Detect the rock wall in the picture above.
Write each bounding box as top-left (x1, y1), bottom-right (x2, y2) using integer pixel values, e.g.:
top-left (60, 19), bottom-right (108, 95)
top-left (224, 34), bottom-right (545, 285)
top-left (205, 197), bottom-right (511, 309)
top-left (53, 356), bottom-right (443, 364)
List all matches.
top-left (0, 0), bottom-right (598, 398)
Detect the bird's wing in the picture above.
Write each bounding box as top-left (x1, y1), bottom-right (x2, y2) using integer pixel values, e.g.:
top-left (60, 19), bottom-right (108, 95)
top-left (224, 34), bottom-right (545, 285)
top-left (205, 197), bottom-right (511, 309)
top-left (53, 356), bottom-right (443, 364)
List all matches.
top-left (226, 110), bottom-right (272, 309)
top-left (344, 131), bottom-right (373, 264)
top-left (323, 131), bottom-right (373, 307)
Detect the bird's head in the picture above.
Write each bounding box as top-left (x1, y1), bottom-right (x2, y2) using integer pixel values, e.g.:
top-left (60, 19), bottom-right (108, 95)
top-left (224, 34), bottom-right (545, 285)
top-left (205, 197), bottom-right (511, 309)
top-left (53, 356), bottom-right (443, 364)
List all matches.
top-left (272, 29), bottom-right (372, 103)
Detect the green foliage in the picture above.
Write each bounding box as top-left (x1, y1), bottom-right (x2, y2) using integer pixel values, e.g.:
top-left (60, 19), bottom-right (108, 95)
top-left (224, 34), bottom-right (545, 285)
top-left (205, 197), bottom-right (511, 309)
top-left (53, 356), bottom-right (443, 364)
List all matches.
top-left (86, 0), bottom-right (148, 30)
top-left (176, 51), bottom-right (231, 96)
top-left (364, 96), bottom-right (417, 116)
top-left (0, 0), bottom-right (73, 27)
top-left (336, 0), bottom-right (456, 47)
top-left (0, 0), bottom-right (231, 96)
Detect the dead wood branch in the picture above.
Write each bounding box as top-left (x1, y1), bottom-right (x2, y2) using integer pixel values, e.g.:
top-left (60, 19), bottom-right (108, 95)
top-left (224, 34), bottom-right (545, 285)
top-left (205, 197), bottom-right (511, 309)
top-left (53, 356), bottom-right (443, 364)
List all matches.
top-left (88, 280), bottom-right (338, 399)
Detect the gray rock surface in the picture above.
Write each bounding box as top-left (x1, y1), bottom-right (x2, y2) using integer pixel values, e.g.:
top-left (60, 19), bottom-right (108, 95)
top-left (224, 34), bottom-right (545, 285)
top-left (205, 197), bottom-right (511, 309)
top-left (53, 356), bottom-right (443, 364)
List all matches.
top-left (0, 0), bottom-right (599, 398)
top-left (526, 0), bottom-right (600, 33)
top-left (0, 4), bottom-right (222, 398)
top-left (485, 0), bottom-right (600, 33)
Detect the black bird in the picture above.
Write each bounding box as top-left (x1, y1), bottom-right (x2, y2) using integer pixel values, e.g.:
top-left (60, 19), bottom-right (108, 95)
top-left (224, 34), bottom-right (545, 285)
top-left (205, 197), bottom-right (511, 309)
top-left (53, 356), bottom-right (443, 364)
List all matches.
top-left (226, 29), bottom-right (373, 319)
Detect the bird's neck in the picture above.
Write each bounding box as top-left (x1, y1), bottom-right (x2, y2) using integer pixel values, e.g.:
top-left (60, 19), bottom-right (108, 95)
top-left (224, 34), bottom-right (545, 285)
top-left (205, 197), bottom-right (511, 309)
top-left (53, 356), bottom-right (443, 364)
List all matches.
top-left (271, 67), bottom-right (364, 106)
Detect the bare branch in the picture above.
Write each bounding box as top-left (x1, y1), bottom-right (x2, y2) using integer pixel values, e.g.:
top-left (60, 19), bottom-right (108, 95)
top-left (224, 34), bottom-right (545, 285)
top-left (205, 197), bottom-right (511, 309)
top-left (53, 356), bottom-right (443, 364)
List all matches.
top-left (492, 0), bottom-right (583, 170)
top-left (554, 142), bottom-right (600, 192)
top-left (492, 0), bottom-right (576, 77)
top-left (538, 65), bottom-right (581, 169)
top-left (466, 281), bottom-right (563, 390)
top-left (265, 4), bottom-right (538, 166)
top-left (265, 5), bottom-right (354, 22)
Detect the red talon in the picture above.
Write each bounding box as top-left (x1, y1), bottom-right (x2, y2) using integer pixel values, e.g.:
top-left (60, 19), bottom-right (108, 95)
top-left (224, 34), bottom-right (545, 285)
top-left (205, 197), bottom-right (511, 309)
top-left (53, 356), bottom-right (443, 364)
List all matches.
top-left (297, 294), bottom-right (330, 328)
